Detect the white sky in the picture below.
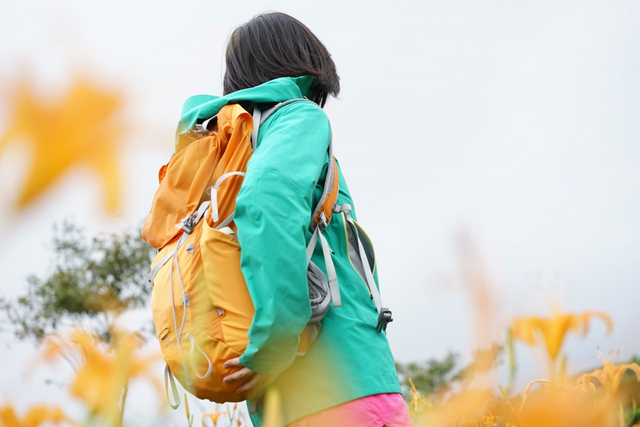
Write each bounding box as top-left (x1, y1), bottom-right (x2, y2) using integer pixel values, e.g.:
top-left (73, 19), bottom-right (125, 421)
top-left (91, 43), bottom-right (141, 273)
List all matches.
top-left (0, 0), bottom-right (639, 424)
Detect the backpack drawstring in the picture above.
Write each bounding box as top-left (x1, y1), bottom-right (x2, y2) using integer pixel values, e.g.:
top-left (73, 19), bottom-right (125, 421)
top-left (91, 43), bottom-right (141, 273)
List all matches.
top-left (151, 201), bottom-right (214, 393)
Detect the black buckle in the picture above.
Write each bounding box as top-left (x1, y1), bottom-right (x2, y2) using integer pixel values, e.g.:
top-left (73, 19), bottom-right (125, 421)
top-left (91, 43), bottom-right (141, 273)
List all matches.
top-left (376, 308), bottom-right (393, 332)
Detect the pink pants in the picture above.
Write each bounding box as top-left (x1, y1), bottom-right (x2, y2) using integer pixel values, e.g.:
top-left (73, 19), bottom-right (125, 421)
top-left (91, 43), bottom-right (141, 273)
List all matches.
top-left (286, 393), bottom-right (413, 427)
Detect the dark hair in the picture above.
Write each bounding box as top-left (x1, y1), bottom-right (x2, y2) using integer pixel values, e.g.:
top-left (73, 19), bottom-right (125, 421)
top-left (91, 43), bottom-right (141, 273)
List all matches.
top-left (223, 12), bottom-right (340, 107)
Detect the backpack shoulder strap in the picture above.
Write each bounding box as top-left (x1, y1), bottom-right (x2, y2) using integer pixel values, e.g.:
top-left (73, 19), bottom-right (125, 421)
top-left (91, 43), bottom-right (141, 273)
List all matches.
top-left (254, 99), bottom-right (343, 311)
top-left (251, 98), bottom-right (309, 150)
top-left (250, 99), bottom-right (339, 232)
top-left (311, 142), bottom-right (338, 231)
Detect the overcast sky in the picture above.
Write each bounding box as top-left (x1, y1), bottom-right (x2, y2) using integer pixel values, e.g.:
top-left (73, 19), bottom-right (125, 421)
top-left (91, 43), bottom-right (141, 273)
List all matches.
top-left (1, 0), bottom-right (639, 423)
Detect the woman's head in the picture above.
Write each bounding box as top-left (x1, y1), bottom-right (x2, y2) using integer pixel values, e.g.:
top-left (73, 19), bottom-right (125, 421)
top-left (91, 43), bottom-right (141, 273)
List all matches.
top-left (223, 12), bottom-right (340, 107)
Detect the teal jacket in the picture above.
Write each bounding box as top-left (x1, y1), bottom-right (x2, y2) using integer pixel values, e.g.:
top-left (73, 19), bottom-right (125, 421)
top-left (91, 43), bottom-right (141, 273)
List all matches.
top-left (178, 76), bottom-right (401, 426)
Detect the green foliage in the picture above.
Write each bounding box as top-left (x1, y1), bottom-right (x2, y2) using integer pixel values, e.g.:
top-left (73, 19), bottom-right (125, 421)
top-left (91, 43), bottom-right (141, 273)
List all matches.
top-left (396, 344), bottom-right (503, 402)
top-left (396, 351), bottom-right (463, 399)
top-left (0, 220), bottom-right (154, 342)
top-left (626, 400), bottom-right (640, 427)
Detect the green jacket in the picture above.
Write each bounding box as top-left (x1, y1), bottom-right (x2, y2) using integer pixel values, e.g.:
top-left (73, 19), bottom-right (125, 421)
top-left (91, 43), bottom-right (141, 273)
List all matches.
top-left (178, 76), bottom-right (401, 426)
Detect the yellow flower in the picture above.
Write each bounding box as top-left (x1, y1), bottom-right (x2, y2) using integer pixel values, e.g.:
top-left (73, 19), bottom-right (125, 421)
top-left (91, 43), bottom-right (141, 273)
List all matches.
top-left (0, 404), bottom-right (73, 426)
top-left (408, 375), bottom-right (431, 419)
top-left (515, 382), bottom-right (617, 427)
top-left (0, 79), bottom-right (124, 212)
top-left (45, 331), bottom-right (161, 425)
top-left (576, 350), bottom-right (640, 396)
top-left (413, 389), bottom-right (493, 427)
top-left (202, 411), bottom-right (224, 427)
top-left (510, 310), bottom-right (612, 362)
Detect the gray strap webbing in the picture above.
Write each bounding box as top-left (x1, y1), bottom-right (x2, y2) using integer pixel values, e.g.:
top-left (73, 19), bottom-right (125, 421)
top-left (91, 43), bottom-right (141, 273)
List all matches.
top-left (306, 227), bottom-right (341, 307)
top-left (215, 211), bottom-right (236, 231)
top-left (259, 98), bottom-right (309, 126)
top-left (252, 98), bottom-right (307, 150)
top-left (193, 200), bottom-right (211, 224)
top-left (252, 99), bottom-right (309, 150)
top-left (252, 99), bottom-right (341, 306)
top-left (218, 226), bottom-right (236, 238)
top-left (318, 231), bottom-right (341, 307)
top-left (148, 201), bottom-right (211, 283)
top-left (148, 250), bottom-right (173, 283)
top-left (147, 231), bottom-right (188, 283)
top-left (186, 333), bottom-right (212, 379)
top-left (344, 212), bottom-right (384, 313)
top-left (333, 203), bottom-right (352, 215)
top-left (306, 227), bottom-right (320, 263)
top-left (251, 105), bottom-right (262, 151)
top-left (210, 171), bottom-right (246, 223)
top-left (249, 99), bottom-right (333, 232)
top-left (164, 364), bottom-right (180, 410)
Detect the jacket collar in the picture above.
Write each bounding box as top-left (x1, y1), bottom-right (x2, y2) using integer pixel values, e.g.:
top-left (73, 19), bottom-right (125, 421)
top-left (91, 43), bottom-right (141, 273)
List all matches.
top-left (176, 76), bottom-right (315, 147)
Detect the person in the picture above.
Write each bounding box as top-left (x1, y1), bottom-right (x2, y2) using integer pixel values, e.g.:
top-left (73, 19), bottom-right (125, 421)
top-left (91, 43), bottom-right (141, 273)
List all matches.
top-left (177, 12), bottom-right (411, 427)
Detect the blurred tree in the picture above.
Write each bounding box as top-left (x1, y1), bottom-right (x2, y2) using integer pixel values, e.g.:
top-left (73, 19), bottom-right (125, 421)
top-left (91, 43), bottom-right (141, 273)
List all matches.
top-left (0, 220), bottom-right (153, 342)
top-left (396, 352), bottom-right (463, 400)
top-left (396, 344), bottom-right (503, 401)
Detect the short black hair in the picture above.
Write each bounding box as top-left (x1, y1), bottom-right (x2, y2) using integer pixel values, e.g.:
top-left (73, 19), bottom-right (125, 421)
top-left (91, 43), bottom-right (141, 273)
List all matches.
top-left (223, 12), bottom-right (340, 107)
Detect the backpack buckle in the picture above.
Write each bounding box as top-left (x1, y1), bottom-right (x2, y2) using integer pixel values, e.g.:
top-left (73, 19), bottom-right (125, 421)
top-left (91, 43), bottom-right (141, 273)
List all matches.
top-left (182, 215), bottom-right (195, 234)
top-left (376, 308), bottom-right (393, 332)
top-left (317, 212), bottom-right (329, 231)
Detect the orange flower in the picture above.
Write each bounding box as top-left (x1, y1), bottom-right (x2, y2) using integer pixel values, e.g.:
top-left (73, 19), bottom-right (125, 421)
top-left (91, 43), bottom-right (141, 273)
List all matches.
top-left (0, 79), bottom-right (124, 212)
top-left (515, 383), bottom-right (617, 427)
top-left (202, 410), bottom-right (224, 427)
top-left (0, 404), bottom-right (73, 427)
top-left (412, 389), bottom-right (493, 427)
top-left (510, 310), bottom-right (612, 362)
top-left (576, 350), bottom-right (640, 396)
top-left (44, 331), bottom-right (161, 425)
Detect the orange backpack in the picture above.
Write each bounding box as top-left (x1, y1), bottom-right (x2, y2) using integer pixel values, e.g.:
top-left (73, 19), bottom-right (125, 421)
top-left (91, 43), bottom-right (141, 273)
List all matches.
top-left (141, 100), bottom-right (340, 405)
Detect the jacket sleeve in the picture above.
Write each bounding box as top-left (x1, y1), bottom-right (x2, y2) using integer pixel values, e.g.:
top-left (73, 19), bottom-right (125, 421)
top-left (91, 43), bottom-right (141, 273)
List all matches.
top-left (235, 102), bottom-right (331, 375)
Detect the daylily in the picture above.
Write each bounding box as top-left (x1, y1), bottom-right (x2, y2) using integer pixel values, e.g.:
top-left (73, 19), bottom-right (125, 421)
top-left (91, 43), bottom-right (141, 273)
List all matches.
top-left (510, 310), bottom-right (612, 363)
top-left (515, 383), bottom-right (617, 427)
top-left (0, 79), bottom-right (124, 212)
top-left (202, 410), bottom-right (224, 427)
top-left (45, 331), bottom-right (161, 425)
top-left (576, 350), bottom-right (640, 396)
top-left (413, 389), bottom-right (493, 427)
top-left (0, 404), bottom-right (73, 427)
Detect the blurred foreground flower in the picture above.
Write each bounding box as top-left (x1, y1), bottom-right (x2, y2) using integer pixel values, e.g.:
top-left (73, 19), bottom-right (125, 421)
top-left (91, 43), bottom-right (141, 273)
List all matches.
top-left (510, 310), bottom-right (612, 374)
top-left (202, 402), bottom-right (242, 427)
top-left (577, 350), bottom-right (640, 396)
top-left (0, 79), bottom-right (124, 212)
top-left (0, 404), bottom-right (73, 427)
top-left (44, 330), bottom-right (161, 426)
top-left (201, 410), bottom-right (223, 427)
top-left (513, 381), bottom-right (617, 427)
top-left (413, 388), bottom-right (494, 427)
top-left (407, 376), bottom-right (431, 420)
top-left (261, 389), bottom-right (283, 427)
